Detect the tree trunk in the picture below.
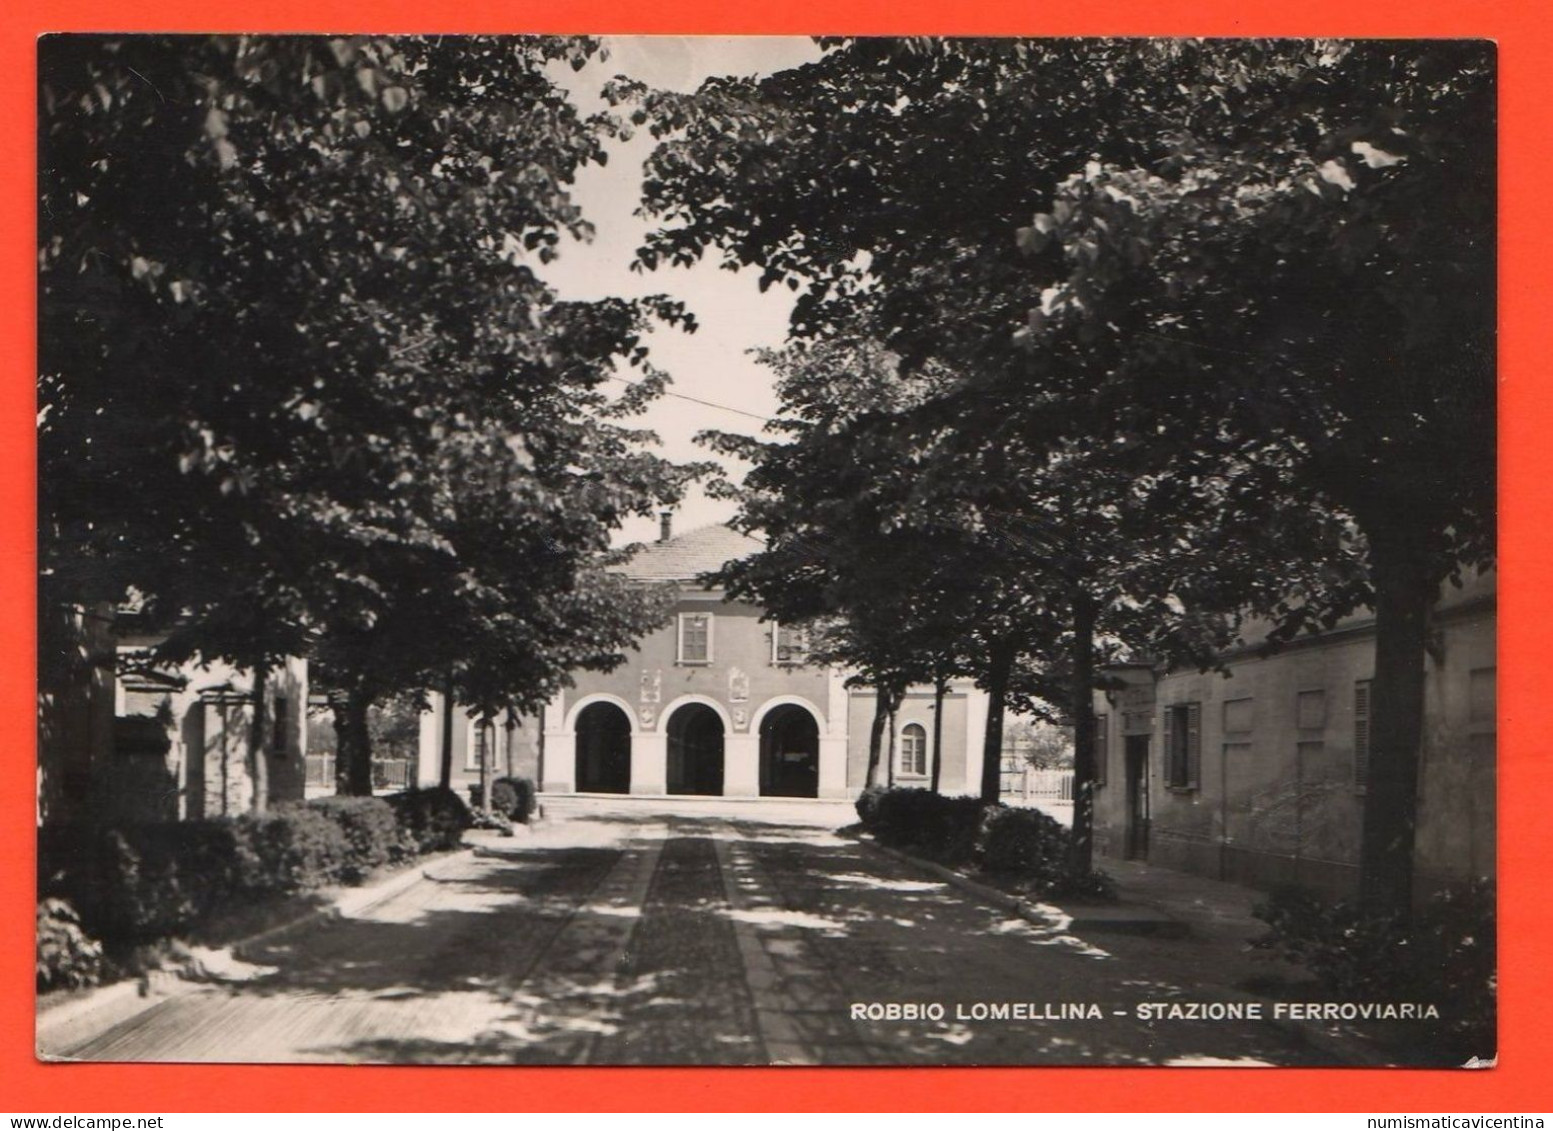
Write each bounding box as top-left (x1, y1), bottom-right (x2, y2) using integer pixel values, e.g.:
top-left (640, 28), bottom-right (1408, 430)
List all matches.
top-left (865, 685), bottom-right (890, 788)
top-left (478, 715), bottom-right (492, 812)
top-left (439, 675), bottom-right (455, 790)
top-left (249, 659), bottom-right (270, 814)
top-left (505, 709), bottom-right (518, 779)
top-left (1358, 522), bottom-right (1436, 914)
top-left (885, 705), bottom-right (898, 788)
top-left (1067, 588), bottom-right (1098, 877)
top-left (334, 686), bottom-right (375, 797)
top-left (930, 672), bottom-right (947, 794)
top-left (980, 642), bottom-right (1016, 803)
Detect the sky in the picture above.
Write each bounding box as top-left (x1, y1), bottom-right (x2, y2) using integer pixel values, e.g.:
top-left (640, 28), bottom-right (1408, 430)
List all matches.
top-left (538, 37), bottom-right (825, 547)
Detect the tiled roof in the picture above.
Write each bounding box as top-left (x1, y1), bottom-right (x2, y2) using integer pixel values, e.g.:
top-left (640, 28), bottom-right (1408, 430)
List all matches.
top-left (612, 523), bottom-right (765, 583)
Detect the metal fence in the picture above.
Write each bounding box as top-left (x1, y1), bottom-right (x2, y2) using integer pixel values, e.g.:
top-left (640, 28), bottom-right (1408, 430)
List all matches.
top-left (304, 755), bottom-right (414, 793)
top-left (1002, 767), bottom-right (1074, 803)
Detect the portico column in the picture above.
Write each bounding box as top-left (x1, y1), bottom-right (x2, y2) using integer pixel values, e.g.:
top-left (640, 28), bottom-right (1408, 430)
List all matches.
top-left (822, 669), bottom-right (852, 798)
top-left (724, 732), bottom-right (759, 797)
top-left (818, 736), bottom-right (849, 799)
top-left (540, 696), bottom-right (574, 793)
top-left (631, 730), bottom-right (668, 795)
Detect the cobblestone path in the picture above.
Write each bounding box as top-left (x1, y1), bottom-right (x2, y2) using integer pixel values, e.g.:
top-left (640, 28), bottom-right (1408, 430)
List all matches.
top-left (53, 809), bottom-right (1337, 1066)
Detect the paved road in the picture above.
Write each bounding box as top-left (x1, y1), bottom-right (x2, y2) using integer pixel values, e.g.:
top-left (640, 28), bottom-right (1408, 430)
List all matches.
top-left (55, 807), bottom-right (1335, 1065)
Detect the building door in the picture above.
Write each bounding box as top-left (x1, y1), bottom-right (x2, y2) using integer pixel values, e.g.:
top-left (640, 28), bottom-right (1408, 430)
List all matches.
top-left (1124, 734), bottom-right (1151, 860)
top-left (575, 702), bottom-right (632, 794)
top-left (759, 704), bottom-right (819, 798)
top-left (667, 703), bottom-right (725, 795)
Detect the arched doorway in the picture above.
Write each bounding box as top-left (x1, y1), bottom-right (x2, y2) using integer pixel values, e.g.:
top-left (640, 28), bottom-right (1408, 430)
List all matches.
top-left (575, 701), bottom-right (632, 794)
top-left (666, 702), bottom-right (724, 795)
top-left (759, 704), bottom-right (820, 798)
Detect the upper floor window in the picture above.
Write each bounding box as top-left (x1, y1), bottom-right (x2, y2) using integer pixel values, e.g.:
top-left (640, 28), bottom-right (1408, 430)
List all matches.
top-left (772, 622), bottom-right (809, 666)
top-left (678, 612), bottom-right (714, 665)
top-left (899, 722), bottom-right (928, 777)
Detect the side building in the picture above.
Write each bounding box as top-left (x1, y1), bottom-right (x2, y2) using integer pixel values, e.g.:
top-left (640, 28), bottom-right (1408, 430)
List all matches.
top-left (38, 604), bottom-right (309, 825)
top-left (1088, 570), bottom-right (1495, 899)
top-left (417, 520), bottom-right (990, 804)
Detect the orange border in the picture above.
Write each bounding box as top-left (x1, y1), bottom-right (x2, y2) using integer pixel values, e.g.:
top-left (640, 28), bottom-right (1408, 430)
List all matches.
top-left (7, 0), bottom-right (1548, 1113)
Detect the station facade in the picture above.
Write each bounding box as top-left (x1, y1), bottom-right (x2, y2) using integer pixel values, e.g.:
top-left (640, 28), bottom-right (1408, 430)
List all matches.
top-left (417, 521), bottom-right (989, 803)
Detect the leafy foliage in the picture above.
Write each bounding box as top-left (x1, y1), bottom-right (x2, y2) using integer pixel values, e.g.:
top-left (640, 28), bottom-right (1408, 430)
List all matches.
top-left (854, 787), bottom-right (1117, 899)
top-left (862, 788), bottom-right (990, 866)
top-left (489, 776), bottom-right (538, 823)
top-left (36, 898), bottom-right (105, 992)
top-left (978, 806), bottom-right (1070, 876)
top-left (467, 808), bottom-right (516, 836)
top-left (384, 787), bottom-right (471, 854)
top-left (632, 39), bottom-right (1493, 904)
top-left (306, 795), bottom-right (407, 880)
top-left (1253, 880), bottom-right (1495, 1060)
top-left (39, 35), bottom-right (704, 798)
top-left (36, 790), bottom-right (464, 962)
top-left (854, 785), bottom-right (888, 827)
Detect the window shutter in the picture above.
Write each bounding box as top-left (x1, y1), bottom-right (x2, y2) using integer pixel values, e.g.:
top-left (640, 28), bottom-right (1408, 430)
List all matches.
top-left (1165, 708), bottom-right (1181, 787)
top-left (1094, 714), bottom-right (1108, 787)
top-left (1354, 680), bottom-right (1372, 789)
top-left (1186, 702), bottom-right (1202, 789)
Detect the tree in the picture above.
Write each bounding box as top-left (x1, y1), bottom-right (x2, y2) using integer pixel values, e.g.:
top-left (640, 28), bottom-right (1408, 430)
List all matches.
top-left (1013, 41), bottom-right (1494, 909)
top-left (702, 332), bottom-right (1038, 800)
top-left (629, 38), bottom-right (1388, 880)
top-left (40, 36), bottom-right (703, 802)
top-left (1004, 717), bottom-right (1073, 771)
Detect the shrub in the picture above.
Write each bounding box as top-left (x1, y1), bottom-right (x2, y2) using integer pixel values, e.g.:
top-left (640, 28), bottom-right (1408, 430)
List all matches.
top-left (386, 787), bottom-right (471, 853)
top-left (854, 785), bottom-right (887, 828)
top-left (1042, 869), bottom-right (1118, 902)
top-left (495, 777), bottom-right (537, 823)
top-left (869, 788), bottom-right (990, 865)
top-left (36, 793), bottom-right (463, 961)
top-left (1253, 879), bottom-right (1496, 1061)
top-left (980, 806), bottom-right (1069, 878)
top-left (238, 806), bottom-right (353, 892)
top-left (466, 778), bottom-right (535, 823)
top-left (36, 898), bottom-right (104, 992)
top-left (469, 808), bottom-right (515, 836)
top-left (308, 796), bottom-right (405, 881)
top-left (39, 820), bottom-right (267, 945)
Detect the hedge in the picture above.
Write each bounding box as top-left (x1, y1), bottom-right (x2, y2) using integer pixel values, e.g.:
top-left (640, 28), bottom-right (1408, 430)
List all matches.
top-left (864, 787), bottom-right (990, 866)
top-left (385, 787), bottom-right (471, 853)
top-left (37, 788), bottom-right (472, 990)
top-left (306, 796), bottom-right (407, 881)
top-left (854, 786), bottom-right (1115, 899)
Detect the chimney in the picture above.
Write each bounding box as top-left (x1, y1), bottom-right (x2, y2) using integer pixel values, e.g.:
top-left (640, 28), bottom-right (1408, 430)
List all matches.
top-left (659, 510), bottom-right (673, 543)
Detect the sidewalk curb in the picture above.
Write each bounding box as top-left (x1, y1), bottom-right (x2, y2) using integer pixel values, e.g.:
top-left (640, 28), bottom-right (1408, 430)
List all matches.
top-left (859, 836), bottom-right (1186, 936)
top-left (855, 834), bottom-right (1396, 1068)
top-left (36, 846), bottom-right (477, 1057)
top-left (235, 846), bottom-right (476, 952)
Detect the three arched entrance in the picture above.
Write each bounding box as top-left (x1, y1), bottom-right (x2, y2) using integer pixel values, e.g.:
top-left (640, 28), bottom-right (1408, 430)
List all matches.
top-left (569, 696), bottom-right (824, 797)
top-left (759, 703), bottom-right (820, 798)
top-left (666, 702), bottom-right (725, 795)
top-left (575, 701), bottom-right (632, 794)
